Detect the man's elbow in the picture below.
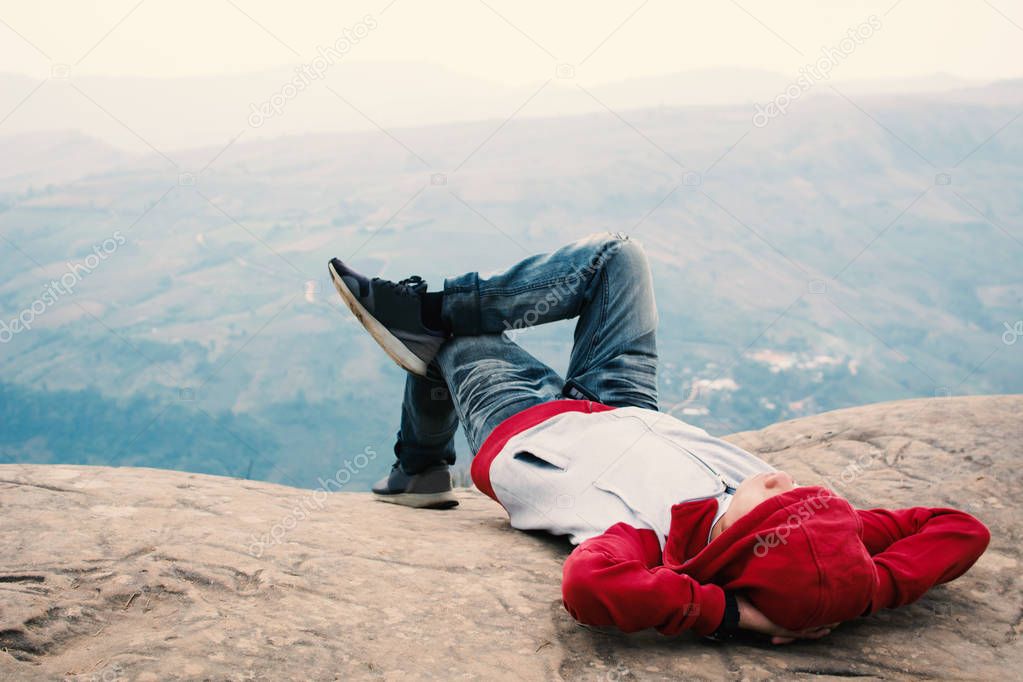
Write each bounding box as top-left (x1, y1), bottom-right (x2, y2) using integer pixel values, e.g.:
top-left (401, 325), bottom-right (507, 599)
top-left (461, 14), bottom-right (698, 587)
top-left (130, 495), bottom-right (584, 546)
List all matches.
top-left (561, 551), bottom-right (613, 626)
top-left (963, 514), bottom-right (991, 564)
top-left (938, 510), bottom-right (991, 582)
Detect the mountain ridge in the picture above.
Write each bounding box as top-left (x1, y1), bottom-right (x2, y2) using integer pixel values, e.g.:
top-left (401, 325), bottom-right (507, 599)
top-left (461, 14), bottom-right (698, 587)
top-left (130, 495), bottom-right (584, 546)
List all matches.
top-left (1, 79), bottom-right (1021, 489)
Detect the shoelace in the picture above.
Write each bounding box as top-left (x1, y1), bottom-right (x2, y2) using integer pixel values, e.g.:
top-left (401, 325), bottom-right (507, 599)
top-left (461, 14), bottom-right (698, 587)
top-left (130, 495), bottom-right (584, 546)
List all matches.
top-left (376, 275), bottom-right (425, 297)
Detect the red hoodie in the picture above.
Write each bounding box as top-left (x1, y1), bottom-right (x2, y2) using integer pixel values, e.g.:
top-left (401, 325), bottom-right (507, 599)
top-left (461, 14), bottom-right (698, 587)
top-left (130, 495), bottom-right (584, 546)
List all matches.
top-left (473, 401), bottom-right (991, 636)
top-left (561, 494), bottom-right (990, 635)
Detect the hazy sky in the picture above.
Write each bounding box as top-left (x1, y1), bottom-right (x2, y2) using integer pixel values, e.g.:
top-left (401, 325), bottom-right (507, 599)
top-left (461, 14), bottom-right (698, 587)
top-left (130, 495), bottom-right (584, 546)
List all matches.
top-left (2, 0), bottom-right (1022, 85)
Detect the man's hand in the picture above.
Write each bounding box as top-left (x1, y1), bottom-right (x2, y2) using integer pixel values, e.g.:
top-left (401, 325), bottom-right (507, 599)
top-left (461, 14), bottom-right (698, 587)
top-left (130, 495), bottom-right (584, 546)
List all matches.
top-left (735, 595), bottom-right (837, 645)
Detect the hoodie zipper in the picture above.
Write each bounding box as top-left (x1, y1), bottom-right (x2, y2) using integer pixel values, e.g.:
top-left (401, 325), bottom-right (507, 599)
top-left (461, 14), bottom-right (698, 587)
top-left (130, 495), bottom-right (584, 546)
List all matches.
top-left (680, 445), bottom-right (736, 494)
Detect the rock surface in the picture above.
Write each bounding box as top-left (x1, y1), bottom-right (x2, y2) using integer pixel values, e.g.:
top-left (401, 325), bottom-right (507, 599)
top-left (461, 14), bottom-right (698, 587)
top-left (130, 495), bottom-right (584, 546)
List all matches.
top-left (2, 395), bottom-right (1021, 681)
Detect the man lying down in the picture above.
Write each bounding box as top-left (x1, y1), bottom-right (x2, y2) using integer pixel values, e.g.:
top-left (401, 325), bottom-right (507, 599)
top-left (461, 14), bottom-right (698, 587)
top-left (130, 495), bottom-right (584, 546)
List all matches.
top-left (327, 232), bottom-right (989, 643)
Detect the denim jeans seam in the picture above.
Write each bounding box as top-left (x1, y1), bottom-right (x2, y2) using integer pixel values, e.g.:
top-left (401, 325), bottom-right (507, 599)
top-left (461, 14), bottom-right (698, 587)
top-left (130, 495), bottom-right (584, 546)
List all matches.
top-left (580, 338), bottom-right (659, 374)
top-left (448, 379), bottom-right (477, 453)
top-left (593, 267), bottom-right (611, 369)
top-left (474, 276), bottom-right (483, 336)
top-left (474, 234), bottom-right (622, 299)
top-left (575, 237), bottom-right (623, 372)
top-left (478, 273), bottom-right (590, 298)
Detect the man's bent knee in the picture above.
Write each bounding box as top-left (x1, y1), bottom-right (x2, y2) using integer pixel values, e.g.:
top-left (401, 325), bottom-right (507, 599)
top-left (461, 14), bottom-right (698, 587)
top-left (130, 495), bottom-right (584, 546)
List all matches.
top-left (593, 233), bottom-right (650, 283)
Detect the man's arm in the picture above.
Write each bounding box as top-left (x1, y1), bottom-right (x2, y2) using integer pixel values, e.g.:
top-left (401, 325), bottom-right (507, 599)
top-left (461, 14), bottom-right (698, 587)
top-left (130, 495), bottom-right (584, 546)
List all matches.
top-left (858, 507), bottom-right (990, 612)
top-left (562, 522), bottom-right (838, 642)
top-left (561, 522), bottom-right (726, 636)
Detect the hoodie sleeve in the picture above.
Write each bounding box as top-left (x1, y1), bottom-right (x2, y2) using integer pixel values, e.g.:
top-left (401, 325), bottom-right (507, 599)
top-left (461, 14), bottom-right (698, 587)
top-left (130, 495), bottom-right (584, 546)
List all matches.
top-left (857, 507), bottom-right (990, 612)
top-left (561, 522), bottom-right (725, 636)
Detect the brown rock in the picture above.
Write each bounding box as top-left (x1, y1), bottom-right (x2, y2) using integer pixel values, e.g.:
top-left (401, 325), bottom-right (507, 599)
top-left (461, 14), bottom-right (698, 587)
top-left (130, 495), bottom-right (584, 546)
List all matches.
top-left (1, 395), bottom-right (1020, 681)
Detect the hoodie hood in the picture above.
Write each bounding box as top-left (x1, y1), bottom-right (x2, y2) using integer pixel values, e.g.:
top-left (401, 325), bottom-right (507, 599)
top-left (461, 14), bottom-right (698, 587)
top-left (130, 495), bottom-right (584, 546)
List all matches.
top-left (663, 486), bottom-right (876, 631)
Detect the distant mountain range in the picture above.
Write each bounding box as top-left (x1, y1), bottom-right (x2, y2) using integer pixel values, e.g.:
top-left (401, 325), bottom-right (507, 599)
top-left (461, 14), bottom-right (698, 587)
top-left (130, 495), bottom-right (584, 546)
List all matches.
top-left (1, 77), bottom-right (1021, 489)
top-left (0, 64), bottom-right (991, 153)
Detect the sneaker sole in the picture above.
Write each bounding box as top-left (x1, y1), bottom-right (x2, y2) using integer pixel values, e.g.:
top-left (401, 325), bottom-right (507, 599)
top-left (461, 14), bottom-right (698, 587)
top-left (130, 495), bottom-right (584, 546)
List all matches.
top-left (329, 261), bottom-right (430, 376)
top-left (373, 491), bottom-right (459, 509)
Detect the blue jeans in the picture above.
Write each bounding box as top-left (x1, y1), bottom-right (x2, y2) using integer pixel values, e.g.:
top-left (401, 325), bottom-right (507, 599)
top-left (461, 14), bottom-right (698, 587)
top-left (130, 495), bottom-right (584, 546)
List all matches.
top-left (394, 232), bottom-right (659, 473)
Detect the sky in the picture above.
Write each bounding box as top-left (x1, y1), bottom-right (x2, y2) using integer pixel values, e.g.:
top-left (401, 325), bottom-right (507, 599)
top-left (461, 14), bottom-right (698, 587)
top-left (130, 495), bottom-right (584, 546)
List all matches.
top-left (1, 0), bottom-right (1022, 86)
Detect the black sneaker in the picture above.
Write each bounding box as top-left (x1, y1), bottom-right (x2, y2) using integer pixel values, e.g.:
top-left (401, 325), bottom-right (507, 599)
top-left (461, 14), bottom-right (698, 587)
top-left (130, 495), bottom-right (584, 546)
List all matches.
top-left (371, 463), bottom-right (458, 509)
top-left (328, 258), bottom-right (446, 376)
